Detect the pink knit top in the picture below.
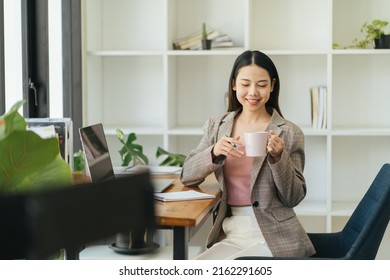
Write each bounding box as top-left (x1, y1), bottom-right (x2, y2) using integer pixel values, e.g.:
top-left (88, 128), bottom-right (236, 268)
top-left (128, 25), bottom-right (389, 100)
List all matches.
top-left (224, 154), bottom-right (253, 206)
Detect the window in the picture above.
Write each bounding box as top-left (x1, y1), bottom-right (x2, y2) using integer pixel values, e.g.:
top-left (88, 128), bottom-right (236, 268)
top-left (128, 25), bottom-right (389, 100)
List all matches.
top-left (1, 0), bottom-right (82, 150)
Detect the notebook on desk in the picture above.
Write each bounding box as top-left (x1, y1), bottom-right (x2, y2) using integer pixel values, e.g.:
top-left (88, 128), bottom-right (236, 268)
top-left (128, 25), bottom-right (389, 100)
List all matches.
top-left (79, 123), bottom-right (175, 192)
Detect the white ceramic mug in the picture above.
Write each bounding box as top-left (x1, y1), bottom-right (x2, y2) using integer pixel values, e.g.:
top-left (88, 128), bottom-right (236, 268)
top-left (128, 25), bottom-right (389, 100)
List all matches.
top-left (244, 131), bottom-right (268, 157)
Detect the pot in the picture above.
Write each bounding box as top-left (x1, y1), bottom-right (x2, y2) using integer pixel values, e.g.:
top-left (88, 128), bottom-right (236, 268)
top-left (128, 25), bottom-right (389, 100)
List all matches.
top-left (202, 39), bottom-right (212, 50)
top-left (374, 34), bottom-right (390, 49)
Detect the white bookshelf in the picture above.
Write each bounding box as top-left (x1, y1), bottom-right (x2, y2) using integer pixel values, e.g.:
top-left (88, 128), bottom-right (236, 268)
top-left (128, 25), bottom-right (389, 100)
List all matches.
top-left (81, 0), bottom-right (390, 256)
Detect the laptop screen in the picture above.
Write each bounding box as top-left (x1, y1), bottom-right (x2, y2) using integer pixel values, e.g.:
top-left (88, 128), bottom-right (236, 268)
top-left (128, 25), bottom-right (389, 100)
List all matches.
top-left (79, 123), bottom-right (115, 182)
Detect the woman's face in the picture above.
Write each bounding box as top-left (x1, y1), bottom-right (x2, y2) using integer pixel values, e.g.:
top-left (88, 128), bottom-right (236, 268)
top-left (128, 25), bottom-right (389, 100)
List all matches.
top-left (233, 64), bottom-right (274, 113)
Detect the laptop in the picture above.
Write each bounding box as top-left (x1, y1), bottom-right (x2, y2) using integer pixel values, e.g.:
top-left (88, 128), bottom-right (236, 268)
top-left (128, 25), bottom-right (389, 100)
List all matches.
top-left (79, 123), bottom-right (175, 193)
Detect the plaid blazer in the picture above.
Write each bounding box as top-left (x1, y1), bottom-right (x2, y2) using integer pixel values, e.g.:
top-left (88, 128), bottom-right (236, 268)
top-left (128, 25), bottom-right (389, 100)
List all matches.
top-left (180, 109), bottom-right (315, 257)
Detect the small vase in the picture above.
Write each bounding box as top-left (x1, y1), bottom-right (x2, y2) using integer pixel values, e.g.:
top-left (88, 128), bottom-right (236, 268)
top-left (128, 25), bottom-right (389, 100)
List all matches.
top-left (202, 39), bottom-right (212, 50)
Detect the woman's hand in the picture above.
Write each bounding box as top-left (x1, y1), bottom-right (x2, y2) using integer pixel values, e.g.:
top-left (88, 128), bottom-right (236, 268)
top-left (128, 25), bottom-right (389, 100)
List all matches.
top-left (267, 130), bottom-right (284, 161)
top-left (213, 135), bottom-right (244, 158)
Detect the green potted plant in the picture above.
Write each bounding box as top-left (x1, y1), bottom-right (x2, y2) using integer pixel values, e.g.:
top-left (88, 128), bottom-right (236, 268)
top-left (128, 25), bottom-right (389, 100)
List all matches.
top-left (333, 19), bottom-right (390, 49)
top-left (116, 130), bottom-right (186, 167)
top-left (359, 19), bottom-right (390, 49)
top-left (201, 22), bottom-right (212, 50)
top-left (0, 100), bottom-right (72, 193)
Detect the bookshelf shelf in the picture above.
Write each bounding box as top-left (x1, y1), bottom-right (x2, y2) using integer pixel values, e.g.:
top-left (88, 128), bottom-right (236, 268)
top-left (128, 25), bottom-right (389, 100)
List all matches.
top-left (104, 127), bottom-right (166, 136)
top-left (82, 0), bottom-right (390, 248)
top-left (295, 201), bottom-right (328, 216)
top-left (89, 50), bottom-right (165, 56)
top-left (301, 128), bottom-right (329, 137)
top-left (332, 49), bottom-right (390, 55)
top-left (167, 48), bottom-right (245, 56)
top-left (332, 127), bottom-right (390, 136)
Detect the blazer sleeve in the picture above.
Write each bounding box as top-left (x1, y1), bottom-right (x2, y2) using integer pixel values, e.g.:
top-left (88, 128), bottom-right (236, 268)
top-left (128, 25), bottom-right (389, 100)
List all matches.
top-left (268, 123), bottom-right (307, 207)
top-left (180, 116), bottom-right (225, 187)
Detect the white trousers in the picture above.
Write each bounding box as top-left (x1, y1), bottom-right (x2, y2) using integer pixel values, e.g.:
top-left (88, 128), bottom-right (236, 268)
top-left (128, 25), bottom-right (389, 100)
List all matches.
top-left (193, 206), bottom-right (273, 260)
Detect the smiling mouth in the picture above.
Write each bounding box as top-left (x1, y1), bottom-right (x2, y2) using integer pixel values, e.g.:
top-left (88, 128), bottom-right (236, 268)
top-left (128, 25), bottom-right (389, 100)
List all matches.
top-left (247, 99), bottom-right (259, 105)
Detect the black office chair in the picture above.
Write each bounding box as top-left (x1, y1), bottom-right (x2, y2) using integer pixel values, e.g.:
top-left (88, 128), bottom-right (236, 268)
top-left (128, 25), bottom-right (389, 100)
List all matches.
top-left (237, 163), bottom-right (390, 260)
top-left (0, 171), bottom-right (156, 260)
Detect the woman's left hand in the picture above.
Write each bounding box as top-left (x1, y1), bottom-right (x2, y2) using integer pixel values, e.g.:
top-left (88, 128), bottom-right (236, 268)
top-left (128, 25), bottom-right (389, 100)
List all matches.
top-left (267, 130), bottom-right (284, 161)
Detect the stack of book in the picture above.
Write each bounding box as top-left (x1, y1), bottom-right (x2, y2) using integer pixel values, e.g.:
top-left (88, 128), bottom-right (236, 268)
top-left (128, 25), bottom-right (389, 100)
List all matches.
top-left (172, 29), bottom-right (234, 50)
top-left (310, 86), bottom-right (327, 129)
top-left (212, 34), bottom-right (234, 48)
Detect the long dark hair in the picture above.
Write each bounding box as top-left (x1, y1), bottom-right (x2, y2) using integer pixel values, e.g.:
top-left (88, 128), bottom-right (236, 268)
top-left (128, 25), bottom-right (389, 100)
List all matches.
top-left (227, 50), bottom-right (283, 117)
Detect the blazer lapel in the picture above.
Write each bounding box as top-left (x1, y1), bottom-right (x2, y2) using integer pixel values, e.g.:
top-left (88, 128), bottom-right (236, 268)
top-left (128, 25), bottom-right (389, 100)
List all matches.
top-left (217, 111), bottom-right (236, 139)
top-left (250, 156), bottom-right (266, 189)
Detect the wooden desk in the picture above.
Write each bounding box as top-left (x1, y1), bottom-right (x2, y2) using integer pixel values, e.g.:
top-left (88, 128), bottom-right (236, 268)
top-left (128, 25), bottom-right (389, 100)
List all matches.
top-left (154, 174), bottom-right (221, 260)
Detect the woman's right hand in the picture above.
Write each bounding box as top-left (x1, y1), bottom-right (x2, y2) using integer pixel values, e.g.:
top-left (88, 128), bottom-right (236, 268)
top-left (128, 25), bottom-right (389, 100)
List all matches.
top-left (213, 135), bottom-right (244, 158)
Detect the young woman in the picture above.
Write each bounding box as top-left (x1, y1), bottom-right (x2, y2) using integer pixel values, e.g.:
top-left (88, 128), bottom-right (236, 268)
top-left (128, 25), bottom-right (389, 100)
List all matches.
top-left (180, 50), bottom-right (315, 259)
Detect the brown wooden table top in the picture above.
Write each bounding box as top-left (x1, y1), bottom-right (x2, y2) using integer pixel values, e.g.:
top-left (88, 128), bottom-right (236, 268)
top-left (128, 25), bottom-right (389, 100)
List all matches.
top-left (72, 171), bottom-right (222, 228)
top-left (153, 174), bottom-right (221, 227)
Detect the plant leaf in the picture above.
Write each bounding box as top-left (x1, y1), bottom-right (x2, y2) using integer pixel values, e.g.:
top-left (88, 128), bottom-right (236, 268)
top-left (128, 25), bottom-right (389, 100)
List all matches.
top-left (0, 130), bottom-right (69, 193)
top-left (125, 132), bottom-right (137, 145)
top-left (116, 129), bottom-right (125, 144)
top-left (0, 100), bottom-right (26, 141)
top-left (19, 154), bottom-right (72, 192)
top-left (156, 146), bottom-right (186, 167)
top-left (116, 129), bottom-right (149, 167)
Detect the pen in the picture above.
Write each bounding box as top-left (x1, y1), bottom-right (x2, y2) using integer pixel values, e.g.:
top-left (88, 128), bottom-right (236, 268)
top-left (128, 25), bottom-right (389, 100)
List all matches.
top-left (229, 141), bottom-right (239, 149)
top-left (225, 135), bottom-right (240, 149)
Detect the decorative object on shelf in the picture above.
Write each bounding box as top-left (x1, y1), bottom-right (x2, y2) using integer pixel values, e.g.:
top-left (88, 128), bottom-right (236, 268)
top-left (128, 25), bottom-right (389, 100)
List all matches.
top-left (360, 19), bottom-right (390, 49)
top-left (156, 146), bottom-right (186, 167)
top-left (334, 19), bottom-right (390, 49)
top-left (0, 100), bottom-right (72, 194)
top-left (116, 129), bottom-right (149, 167)
top-left (310, 86), bottom-right (327, 129)
top-left (172, 24), bottom-right (220, 50)
top-left (201, 22), bottom-right (212, 50)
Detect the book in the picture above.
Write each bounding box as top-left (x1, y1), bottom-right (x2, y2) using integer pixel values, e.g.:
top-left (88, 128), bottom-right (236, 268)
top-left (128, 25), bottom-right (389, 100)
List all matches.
top-left (317, 87), bottom-right (324, 129)
top-left (213, 34), bottom-right (231, 43)
top-left (319, 86), bottom-right (327, 129)
top-left (310, 86), bottom-right (327, 129)
top-left (154, 190), bottom-right (215, 202)
top-left (26, 118), bottom-right (73, 166)
top-left (310, 87), bottom-right (320, 129)
top-left (212, 34), bottom-right (234, 48)
top-left (211, 41), bottom-right (234, 48)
